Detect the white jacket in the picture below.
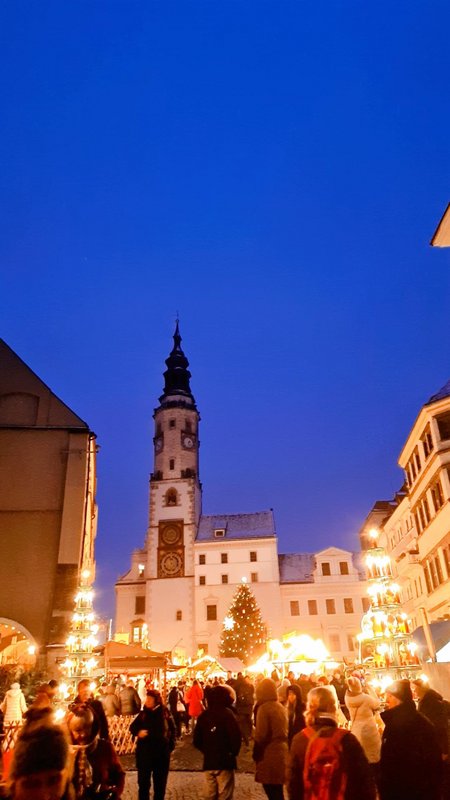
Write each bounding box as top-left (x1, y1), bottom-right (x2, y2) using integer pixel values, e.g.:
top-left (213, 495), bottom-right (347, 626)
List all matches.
top-left (1, 684), bottom-right (27, 724)
top-left (345, 690), bottom-right (381, 763)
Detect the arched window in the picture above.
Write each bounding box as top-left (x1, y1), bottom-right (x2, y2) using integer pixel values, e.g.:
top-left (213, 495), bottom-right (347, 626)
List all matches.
top-left (165, 488), bottom-right (178, 506)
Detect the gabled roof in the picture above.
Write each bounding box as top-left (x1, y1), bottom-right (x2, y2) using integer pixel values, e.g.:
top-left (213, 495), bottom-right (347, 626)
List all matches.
top-left (0, 339), bottom-right (89, 430)
top-left (196, 510), bottom-right (275, 542)
top-left (278, 554), bottom-right (315, 584)
top-left (427, 379), bottom-right (450, 405)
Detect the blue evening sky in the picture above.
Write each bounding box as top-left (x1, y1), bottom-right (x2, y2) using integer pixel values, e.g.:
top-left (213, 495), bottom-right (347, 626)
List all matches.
top-left (1, 2), bottom-right (449, 617)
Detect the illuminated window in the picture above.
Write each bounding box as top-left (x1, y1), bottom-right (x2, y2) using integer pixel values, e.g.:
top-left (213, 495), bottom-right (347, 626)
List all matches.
top-left (347, 635), bottom-right (355, 651)
top-left (290, 601), bottom-right (300, 616)
top-left (132, 626), bottom-right (142, 643)
top-left (362, 597), bottom-right (370, 612)
top-left (138, 563), bottom-right (145, 577)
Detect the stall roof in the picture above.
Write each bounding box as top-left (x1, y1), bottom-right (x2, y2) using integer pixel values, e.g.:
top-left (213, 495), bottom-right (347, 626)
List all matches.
top-left (100, 641), bottom-right (169, 671)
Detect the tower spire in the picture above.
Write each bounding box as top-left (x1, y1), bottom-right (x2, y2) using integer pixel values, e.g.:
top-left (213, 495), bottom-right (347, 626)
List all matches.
top-left (159, 322), bottom-right (196, 406)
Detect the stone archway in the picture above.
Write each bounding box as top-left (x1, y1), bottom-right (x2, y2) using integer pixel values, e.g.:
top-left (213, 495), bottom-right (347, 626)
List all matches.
top-left (0, 618), bottom-right (37, 669)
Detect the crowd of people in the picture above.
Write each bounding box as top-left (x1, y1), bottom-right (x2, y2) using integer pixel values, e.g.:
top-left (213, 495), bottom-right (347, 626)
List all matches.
top-left (0, 669), bottom-right (448, 800)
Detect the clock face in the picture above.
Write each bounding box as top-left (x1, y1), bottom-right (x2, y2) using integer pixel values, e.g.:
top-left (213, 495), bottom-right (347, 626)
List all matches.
top-left (161, 525), bottom-right (181, 546)
top-left (182, 435), bottom-right (194, 449)
top-left (155, 436), bottom-right (163, 452)
top-left (160, 551), bottom-right (183, 577)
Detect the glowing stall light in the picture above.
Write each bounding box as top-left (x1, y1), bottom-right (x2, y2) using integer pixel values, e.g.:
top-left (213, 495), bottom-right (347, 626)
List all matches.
top-left (54, 708), bottom-right (66, 722)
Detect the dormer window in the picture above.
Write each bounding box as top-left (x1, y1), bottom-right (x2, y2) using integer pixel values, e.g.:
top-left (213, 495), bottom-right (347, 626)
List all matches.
top-left (138, 563), bottom-right (145, 577)
top-left (321, 562), bottom-right (331, 576)
top-left (214, 529), bottom-right (225, 538)
top-left (339, 561), bottom-right (349, 575)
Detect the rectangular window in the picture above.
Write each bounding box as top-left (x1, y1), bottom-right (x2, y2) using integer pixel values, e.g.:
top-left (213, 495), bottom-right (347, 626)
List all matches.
top-left (321, 562), bottom-right (331, 576)
top-left (169, 459), bottom-right (175, 470)
top-left (199, 575), bottom-right (206, 586)
top-left (214, 529), bottom-right (225, 538)
top-left (250, 551), bottom-right (257, 562)
top-left (251, 572), bottom-right (258, 583)
top-left (206, 605), bottom-right (217, 621)
top-left (176, 610), bottom-right (182, 621)
top-left (197, 643), bottom-right (208, 654)
top-left (135, 596), bottom-right (145, 615)
top-left (431, 479), bottom-right (444, 512)
top-left (424, 564), bottom-right (432, 593)
top-left (421, 426), bottom-right (434, 458)
top-left (132, 626), bottom-right (141, 643)
top-left (329, 634), bottom-right (340, 652)
top-left (443, 548), bottom-right (450, 578)
top-left (308, 600), bottom-right (318, 615)
top-left (347, 635), bottom-right (355, 652)
top-left (344, 598), bottom-right (354, 614)
top-left (362, 597), bottom-right (370, 612)
top-left (435, 556), bottom-right (444, 585)
top-left (429, 559), bottom-right (438, 589)
top-left (290, 601), bottom-right (300, 616)
top-left (339, 561), bottom-right (349, 575)
top-left (436, 411), bottom-right (450, 441)
top-left (423, 498), bottom-right (431, 524)
top-left (169, 419), bottom-right (176, 428)
top-left (221, 553), bottom-right (228, 564)
top-left (221, 574), bottom-right (228, 584)
top-left (185, 419), bottom-right (192, 432)
top-left (199, 554), bottom-right (206, 565)
top-left (326, 599), bottom-right (336, 614)
top-left (138, 563), bottom-right (145, 577)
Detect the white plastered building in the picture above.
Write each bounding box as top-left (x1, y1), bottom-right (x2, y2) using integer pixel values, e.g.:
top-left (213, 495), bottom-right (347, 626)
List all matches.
top-left (115, 325), bottom-right (367, 663)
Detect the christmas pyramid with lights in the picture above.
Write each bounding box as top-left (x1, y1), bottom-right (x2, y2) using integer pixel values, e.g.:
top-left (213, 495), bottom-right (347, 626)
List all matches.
top-left (357, 529), bottom-right (421, 680)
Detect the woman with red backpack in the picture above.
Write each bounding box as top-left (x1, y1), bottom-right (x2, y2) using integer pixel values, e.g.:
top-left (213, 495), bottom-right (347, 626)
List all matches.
top-left (286, 686), bottom-right (376, 800)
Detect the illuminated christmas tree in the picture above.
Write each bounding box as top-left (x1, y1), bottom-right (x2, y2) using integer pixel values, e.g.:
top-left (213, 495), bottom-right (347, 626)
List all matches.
top-left (357, 529), bottom-right (420, 679)
top-left (219, 579), bottom-right (266, 665)
top-left (61, 568), bottom-right (99, 689)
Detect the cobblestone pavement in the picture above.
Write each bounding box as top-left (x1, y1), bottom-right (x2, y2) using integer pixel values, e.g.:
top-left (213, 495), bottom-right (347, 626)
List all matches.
top-left (123, 771), bottom-right (266, 800)
top-left (120, 733), bottom-right (266, 799)
top-left (120, 732), bottom-right (256, 773)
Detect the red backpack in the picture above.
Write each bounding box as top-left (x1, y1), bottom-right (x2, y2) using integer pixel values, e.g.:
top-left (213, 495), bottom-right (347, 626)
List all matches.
top-left (302, 726), bottom-right (348, 800)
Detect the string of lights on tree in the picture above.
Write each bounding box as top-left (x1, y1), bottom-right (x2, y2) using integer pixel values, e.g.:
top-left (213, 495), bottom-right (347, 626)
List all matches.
top-left (219, 578), bottom-right (266, 665)
top-left (357, 528), bottom-right (421, 683)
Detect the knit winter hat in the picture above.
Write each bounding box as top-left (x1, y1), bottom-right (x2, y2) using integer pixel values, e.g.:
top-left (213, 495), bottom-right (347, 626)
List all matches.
top-left (10, 724), bottom-right (69, 779)
top-left (385, 679), bottom-right (413, 704)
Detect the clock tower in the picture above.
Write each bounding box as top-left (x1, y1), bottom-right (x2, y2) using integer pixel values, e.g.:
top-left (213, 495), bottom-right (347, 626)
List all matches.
top-left (145, 322), bottom-right (201, 657)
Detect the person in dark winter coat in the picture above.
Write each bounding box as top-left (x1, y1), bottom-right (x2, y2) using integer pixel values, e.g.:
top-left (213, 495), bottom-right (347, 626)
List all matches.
top-left (253, 678), bottom-right (288, 800)
top-left (235, 675), bottom-right (255, 746)
top-left (287, 686), bottom-right (376, 800)
top-left (72, 680), bottom-right (110, 741)
top-left (119, 682), bottom-right (141, 716)
top-left (167, 684), bottom-right (184, 739)
top-left (67, 704), bottom-right (125, 800)
top-left (286, 685), bottom-right (305, 748)
top-left (193, 685), bottom-right (242, 800)
top-left (129, 690), bottom-right (175, 800)
top-left (379, 679), bottom-right (443, 800)
top-left (411, 678), bottom-right (449, 756)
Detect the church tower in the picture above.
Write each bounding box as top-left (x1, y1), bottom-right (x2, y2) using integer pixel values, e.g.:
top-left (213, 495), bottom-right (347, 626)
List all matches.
top-left (145, 323), bottom-right (201, 657)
